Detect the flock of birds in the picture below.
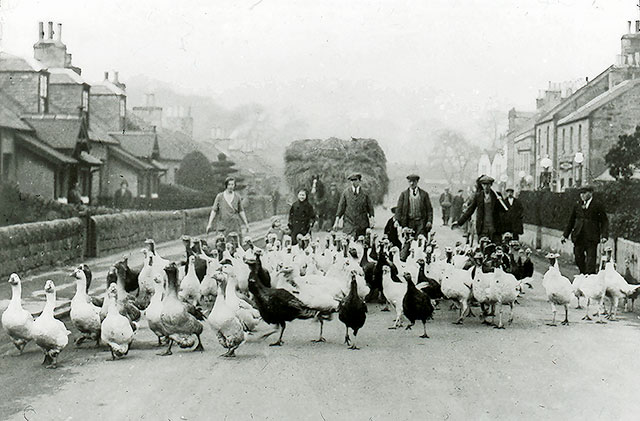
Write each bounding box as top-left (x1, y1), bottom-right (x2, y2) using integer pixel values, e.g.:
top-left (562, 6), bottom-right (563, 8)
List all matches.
top-left (2, 228), bottom-right (640, 369)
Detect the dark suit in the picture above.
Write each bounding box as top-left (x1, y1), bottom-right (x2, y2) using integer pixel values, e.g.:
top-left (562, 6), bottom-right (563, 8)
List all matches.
top-left (456, 189), bottom-right (508, 244)
top-left (563, 199), bottom-right (609, 274)
top-left (502, 196), bottom-right (524, 239)
top-left (336, 187), bottom-right (374, 238)
top-left (384, 217), bottom-right (402, 249)
top-left (396, 188), bottom-right (433, 237)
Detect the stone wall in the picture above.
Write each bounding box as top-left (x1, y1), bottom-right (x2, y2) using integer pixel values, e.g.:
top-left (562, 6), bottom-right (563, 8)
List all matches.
top-left (0, 217), bottom-right (86, 279)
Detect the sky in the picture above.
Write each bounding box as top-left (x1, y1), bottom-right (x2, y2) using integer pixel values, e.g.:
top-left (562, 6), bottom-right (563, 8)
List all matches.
top-left (0, 0), bottom-right (639, 160)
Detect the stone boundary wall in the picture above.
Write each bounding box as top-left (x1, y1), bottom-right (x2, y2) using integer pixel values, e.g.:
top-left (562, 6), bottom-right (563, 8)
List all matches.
top-left (0, 217), bottom-right (86, 279)
top-left (0, 195), bottom-right (282, 278)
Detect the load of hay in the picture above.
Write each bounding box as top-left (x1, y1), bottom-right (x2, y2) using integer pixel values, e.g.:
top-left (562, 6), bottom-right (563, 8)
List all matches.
top-left (284, 137), bottom-right (389, 205)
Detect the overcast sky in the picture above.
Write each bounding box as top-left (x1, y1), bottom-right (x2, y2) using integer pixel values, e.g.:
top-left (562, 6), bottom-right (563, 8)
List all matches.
top-left (0, 0), bottom-right (638, 152)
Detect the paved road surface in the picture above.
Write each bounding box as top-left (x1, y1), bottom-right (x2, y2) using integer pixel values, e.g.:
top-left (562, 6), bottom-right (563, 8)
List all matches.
top-left (2, 208), bottom-right (640, 420)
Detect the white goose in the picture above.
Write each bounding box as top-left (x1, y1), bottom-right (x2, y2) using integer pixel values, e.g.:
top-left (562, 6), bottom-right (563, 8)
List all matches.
top-left (101, 284), bottom-right (135, 360)
top-left (70, 266), bottom-right (101, 347)
top-left (33, 280), bottom-right (70, 368)
top-left (1, 273), bottom-right (35, 354)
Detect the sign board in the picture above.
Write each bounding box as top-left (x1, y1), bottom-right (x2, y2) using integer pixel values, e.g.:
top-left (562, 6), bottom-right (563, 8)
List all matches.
top-left (559, 161), bottom-right (573, 171)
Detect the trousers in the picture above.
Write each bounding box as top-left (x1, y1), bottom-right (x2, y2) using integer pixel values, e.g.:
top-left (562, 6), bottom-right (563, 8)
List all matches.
top-left (442, 206), bottom-right (451, 225)
top-left (574, 242), bottom-right (598, 274)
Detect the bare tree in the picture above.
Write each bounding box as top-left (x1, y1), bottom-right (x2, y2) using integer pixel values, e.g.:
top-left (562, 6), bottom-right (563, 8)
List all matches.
top-left (430, 129), bottom-right (480, 185)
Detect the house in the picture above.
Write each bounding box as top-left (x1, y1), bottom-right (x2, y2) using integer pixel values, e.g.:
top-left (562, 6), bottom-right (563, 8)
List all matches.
top-left (555, 78), bottom-right (640, 190)
top-left (0, 93), bottom-right (76, 200)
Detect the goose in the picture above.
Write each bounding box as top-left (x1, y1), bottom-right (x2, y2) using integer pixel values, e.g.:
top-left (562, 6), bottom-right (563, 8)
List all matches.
top-left (101, 284), bottom-right (135, 360)
top-left (145, 273), bottom-right (169, 346)
top-left (2, 273), bottom-right (35, 354)
top-left (207, 272), bottom-right (247, 357)
top-left (70, 267), bottom-right (101, 347)
top-left (33, 280), bottom-right (70, 369)
top-left (159, 263), bottom-right (205, 356)
top-left (179, 255), bottom-right (201, 306)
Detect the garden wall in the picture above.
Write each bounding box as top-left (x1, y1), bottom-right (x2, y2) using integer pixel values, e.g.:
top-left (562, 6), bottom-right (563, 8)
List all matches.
top-left (0, 217), bottom-right (86, 279)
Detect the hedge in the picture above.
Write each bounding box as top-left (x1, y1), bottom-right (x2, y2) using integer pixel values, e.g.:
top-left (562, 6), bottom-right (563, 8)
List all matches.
top-left (519, 180), bottom-right (640, 242)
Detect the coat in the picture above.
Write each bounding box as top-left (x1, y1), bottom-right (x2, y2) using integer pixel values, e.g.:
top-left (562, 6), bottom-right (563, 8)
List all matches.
top-left (396, 188), bottom-right (433, 228)
top-left (456, 189), bottom-right (508, 237)
top-left (451, 194), bottom-right (465, 221)
top-left (502, 197), bottom-right (524, 235)
top-left (384, 217), bottom-right (402, 249)
top-left (336, 187), bottom-right (374, 235)
top-left (563, 199), bottom-right (609, 245)
top-left (113, 188), bottom-right (133, 209)
top-left (288, 200), bottom-right (316, 235)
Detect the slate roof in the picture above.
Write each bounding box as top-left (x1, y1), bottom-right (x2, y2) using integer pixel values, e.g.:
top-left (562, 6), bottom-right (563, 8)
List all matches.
top-left (557, 79), bottom-right (640, 125)
top-left (90, 80), bottom-right (125, 96)
top-left (109, 131), bottom-right (157, 158)
top-left (109, 145), bottom-right (154, 170)
top-left (0, 101), bottom-right (32, 130)
top-left (15, 131), bottom-right (77, 165)
top-left (0, 52), bottom-right (43, 72)
top-left (22, 116), bottom-right (83, 149)
top-left (48, 68), bottom-right (86, 85)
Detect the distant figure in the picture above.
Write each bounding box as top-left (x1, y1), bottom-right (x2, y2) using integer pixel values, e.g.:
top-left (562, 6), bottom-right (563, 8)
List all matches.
top-left (206, 177), bottom-right (250, 243)
top-left (113, 180), bottom-right (133, 209)
top-left (396, 174), bottom-right (433, 238)
top-left (452, 175), bottom-right (508, 245)
top-left (334, 173), bottom-right (375, 238)
top-left (561, 185), bottom-right (609, 275)
top-left (502, 187), bottom-right (524, 240)
top-left (271, 188), bottom-right (281, 215)
top-left (451, 189), bottom-right (465, 223)
top-left (288, 189), bottom-right (316, 246)
top-left (67, 181), bottom-right (83, 205)
top-left (439, 187), bottom-right (453, 225)
top-left (384, 207), bottom-right (402, 249)
top-left (267, 217), bottom-right (285, 243)
top-left (323, 183), bottom-right (340, 231)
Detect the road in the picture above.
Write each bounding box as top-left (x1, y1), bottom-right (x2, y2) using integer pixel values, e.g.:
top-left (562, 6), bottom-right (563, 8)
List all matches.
top-left (2, 208), bottom-right (640, 421)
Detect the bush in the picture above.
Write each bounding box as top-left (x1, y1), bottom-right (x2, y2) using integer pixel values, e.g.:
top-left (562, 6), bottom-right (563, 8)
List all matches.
top-left (284, 137), bottom-right (389, 205)
top-left (519, 180), bottom-right (640, 241)
top-left (133, 183), bottom-right (212, 211)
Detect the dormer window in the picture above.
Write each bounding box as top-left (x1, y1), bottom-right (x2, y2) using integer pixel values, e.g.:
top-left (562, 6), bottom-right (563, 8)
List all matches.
top-left (82, 90), bottom-right (89, 112)
top-left (39, 74), bottom-right (48, 113)
top-left (119, 97), bottom-right (126, 119)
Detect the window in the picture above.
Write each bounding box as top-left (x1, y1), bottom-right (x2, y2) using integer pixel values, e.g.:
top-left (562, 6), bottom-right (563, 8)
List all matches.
top-left (569, 177), bottom-right (573, 187)
top-left (560, 178), bottom-right (565, 190)
top-left (545, 126), bottom-right (549, 154)
top-left (578, 124), bottom-right (582, 151)
top-left (82, 90), bottom-right (89, 112)
top-left (538, 129), bottom-right (541, 155)
top-left (39, 74), bottom-right (48, 113)
top-left (119, 97), bottom-right (126, 118)
top-left (562, 129), bottom-right (566, 153)
top-left (570, 126), bottom-right (574, 153)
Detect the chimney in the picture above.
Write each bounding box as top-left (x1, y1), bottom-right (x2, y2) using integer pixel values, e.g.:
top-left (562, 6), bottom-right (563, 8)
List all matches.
top-left (636, 20), bottom-right (640, 33)
top-left (104, 71), bottom-right (109, 80)
top-left (629, 21), bottom-right (632, 34)
top-left (48, 21), bottom-right (54, 39)
top-left (112, 71), bottom-right (119, 84)
top-left (38, 22), bottom-right (44, 41)
top-left (57, 23), bottom-right (62, 41)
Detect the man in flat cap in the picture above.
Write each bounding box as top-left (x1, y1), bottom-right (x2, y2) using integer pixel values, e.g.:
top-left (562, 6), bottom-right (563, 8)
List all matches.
top-left (561, 185), bottom-right (608, 274)
top-left (396, 174), bottom-right (433, 238)
top-left (439, 187), bottom-right (453, 225)
top-left (501, 186), bottom-right (524, 240)
top-left (334, 173), bottom-right (374, 238)
top-left (452, 174), bottom-right (508, 244)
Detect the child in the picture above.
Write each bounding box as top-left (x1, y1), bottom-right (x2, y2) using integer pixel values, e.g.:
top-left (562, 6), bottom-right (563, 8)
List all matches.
top-left (384, 207), bottom-right (402, 249)
top-left (267, 217), bottom-right (285, 243)
top-left (288, 189), bottom-right (316, 246)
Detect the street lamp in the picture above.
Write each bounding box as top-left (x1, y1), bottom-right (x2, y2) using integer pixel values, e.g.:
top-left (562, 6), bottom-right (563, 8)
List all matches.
top-left (574, 152), bottom-right (584, 187)
top-left (540, 155), bottom-right (552, 190)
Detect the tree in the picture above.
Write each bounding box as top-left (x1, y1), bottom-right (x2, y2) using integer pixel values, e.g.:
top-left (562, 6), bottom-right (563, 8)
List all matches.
top-left (605, 126), bottom-right (640, 180)
top-left (430, 129), bottom-right (481, 186)
top-left (211, 153), bottom-right (244, 191)
top-left (176, 151), bottom-right (216, 192)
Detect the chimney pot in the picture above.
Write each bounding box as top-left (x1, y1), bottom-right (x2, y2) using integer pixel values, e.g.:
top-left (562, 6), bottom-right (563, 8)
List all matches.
top-left (57, 23), bottom-right (62, 41)
top-left (104, 71), bottom-right (109, 80)
top-left (38, 22), bottom-right (44, 41)
top-left (629, 21), bottom-right (633, 34)
top-left (636, 20), bottom-right (640, 33)
top-left (47, 21), bottom-right (54, 39)
top-left (113, 71), bottom-right (119, 83)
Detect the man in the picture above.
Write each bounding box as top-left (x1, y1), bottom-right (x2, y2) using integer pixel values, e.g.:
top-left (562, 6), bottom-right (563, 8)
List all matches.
top-left (439, 187), bottom-right (453, 225)
top-left (501, 187), bottom-right (524, 240)
top-left (270, 188), bottom-right (280, 215)
top-left (113, 180), bottom-right (133, 209)
top-left (323, 183), bottom-right (340, 231)
top-left (334, 173), bottom-right (375, 238)
top-left (561, 185), bottom-right (608, 275)
top-left (451, 189), bottom-right (465, 223)
top-left (452, 175), bottom-right (508, 245)
top-left (396, 174), bottom-right (433, 238)
top-left (67, 181), bottom-right (83, 205)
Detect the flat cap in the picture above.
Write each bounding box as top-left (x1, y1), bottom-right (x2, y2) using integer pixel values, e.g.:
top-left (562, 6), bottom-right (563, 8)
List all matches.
top-left (478, 175), bottom-right (494, 184)
top-left (406, 174), bottom-right (420, 181)
top-left (347, 173), bottom-right (361, 181)
top-left (505, 186), bottom-right (515, 192)
top-left (579, 185), bottom-right (594, 192)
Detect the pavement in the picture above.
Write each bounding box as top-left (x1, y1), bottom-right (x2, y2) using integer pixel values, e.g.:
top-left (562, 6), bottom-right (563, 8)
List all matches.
top-left (2, 206), bottom-right (640, 420)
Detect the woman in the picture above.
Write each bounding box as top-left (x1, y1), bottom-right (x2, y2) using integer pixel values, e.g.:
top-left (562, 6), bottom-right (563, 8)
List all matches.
top-left (206, 177), bottom-right (250, 243)
top-left (288, 189), bottom-right (316, 246)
